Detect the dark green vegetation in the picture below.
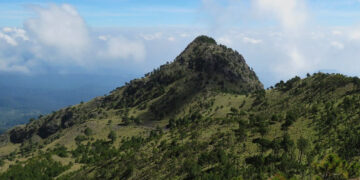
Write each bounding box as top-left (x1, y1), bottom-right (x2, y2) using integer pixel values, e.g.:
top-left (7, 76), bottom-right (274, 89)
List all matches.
top-left (0, 153), bottom-right (71, 179)
top-left (1, 36), bottom-right (360, 179)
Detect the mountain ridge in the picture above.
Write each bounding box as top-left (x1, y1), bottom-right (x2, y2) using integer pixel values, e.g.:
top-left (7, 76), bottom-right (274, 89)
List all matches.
top-left (1, 35), bottom-right (263, 145)
top-left (1, 35), bottom-right (360, 179)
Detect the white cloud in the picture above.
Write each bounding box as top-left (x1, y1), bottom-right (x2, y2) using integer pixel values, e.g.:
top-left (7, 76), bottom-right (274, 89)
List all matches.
top-left (330, 41), bottom-right (344, 49)
top-left (349, 30), bottom-right (360, 40)
top-left (288, 48), bottom-right (306, 70)
top-left (201, 0), bottom-right (244, 33)
top-left (217, 36), bottom-right (232, 46)
top-left (0, 49), bottom-right (34, 74)
top-left (24, 4), bottom-right (90, 58)
top-left (270, 46), bottom-right (314, 79)
top-left (1, 1), bottom-right (359, 87)
top-left (0, 32), bottom-right (17, 46)
top-left (0, 27), bottom-right (29, 46)
top-left (140, 32), bottom-right (163, 40)
top-left (332, 30), bottom-right (343, 36)
top-left (310, 32), bottom-right (326, 40)
top-left (217, 35), bottom-right (262, 46)
top-left (253, 0), bottom-right (308, 32)
top-left (179, 33), bottom-right (190, 38)
top-left (98, 35), bottom-right (108, 41)
top-left (243, 37), bottom-right (262, 44)
top-left (251, 0), bottom-right (317, 80)
top-left (0, 4), bottom-right (147, 73)
top-left (2, 27), bottom-right (29, 41)
top-left (99, 36), bottom-right (146, 61)
top-left (168, 36), bottom-right (176, 41)
top-left (0, 61), bottom-right (29, 73)
top-left (2, 27), bottom-right (12, 33)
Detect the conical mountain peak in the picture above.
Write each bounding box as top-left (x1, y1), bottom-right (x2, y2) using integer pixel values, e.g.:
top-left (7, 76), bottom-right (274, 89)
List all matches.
top-left (173, 35), bottom-right (263, 92)
top-left (191, 35), bottom-right (217, 45)
top-left (3, 35), bottom-right (263, 144)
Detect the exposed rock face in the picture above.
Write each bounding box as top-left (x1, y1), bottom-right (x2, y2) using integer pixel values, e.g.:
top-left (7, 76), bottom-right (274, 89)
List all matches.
top-left (4, 107), bottom-right (80, 143)
top-left (176, 35), bottom-right (263, 92)
top-left (9, 127), bottom-right (34, 143)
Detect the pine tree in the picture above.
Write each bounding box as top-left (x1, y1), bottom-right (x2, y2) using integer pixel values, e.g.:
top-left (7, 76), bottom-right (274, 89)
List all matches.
top-left (297, 136), bottom-right (309, 163)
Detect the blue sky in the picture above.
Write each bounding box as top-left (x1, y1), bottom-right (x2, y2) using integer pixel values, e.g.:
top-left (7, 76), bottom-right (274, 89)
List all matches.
top-left (0, 0), bottom-right (201, 27)
top-left (1, 0), bottom-right (360, 87)
top-left (2, 0), bottom-right (360, 28)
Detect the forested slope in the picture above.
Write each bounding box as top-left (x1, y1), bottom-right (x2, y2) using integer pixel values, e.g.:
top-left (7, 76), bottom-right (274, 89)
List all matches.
top-left (0, 36), bottom-right (360, 179)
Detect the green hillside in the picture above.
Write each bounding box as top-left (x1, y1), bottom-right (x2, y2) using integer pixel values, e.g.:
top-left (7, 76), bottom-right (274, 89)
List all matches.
top-left (0, 36), bottom-right (360, 180)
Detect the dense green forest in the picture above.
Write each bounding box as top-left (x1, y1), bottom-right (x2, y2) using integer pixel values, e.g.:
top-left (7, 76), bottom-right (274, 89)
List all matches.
top-left (0, 36), bottom-right (360, 179)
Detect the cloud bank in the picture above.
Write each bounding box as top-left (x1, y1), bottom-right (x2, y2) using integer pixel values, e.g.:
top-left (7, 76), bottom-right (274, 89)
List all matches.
top-left (198, 0), bottom-right (360, 86)
top-left (25, 4), bottom-right (90, 60)
top-left (0, 4), bottom-right (146, 73)
top-left (1, 1), bottom-right (360, 87)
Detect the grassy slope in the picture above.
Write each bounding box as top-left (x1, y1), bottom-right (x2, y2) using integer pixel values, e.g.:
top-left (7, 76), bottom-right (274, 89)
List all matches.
top-left (1, 73), bottom-right (359, 179)
top-left (66, 73), bottom-right (359, 179)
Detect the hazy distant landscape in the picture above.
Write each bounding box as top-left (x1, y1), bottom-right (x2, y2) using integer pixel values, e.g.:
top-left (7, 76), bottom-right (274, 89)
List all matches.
top-left (1, 0), bottom-right (360, 179)
top-left (0, 74), bottom-right (133, 132)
